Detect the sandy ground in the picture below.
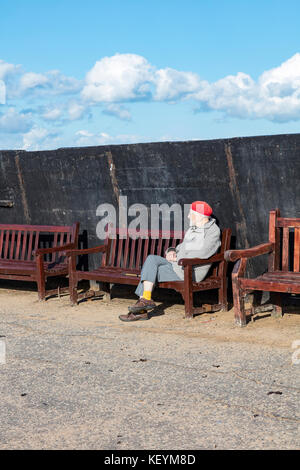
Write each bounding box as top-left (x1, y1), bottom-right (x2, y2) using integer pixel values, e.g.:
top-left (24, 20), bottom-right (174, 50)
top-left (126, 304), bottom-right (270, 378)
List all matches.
top-left (0, 282), bottom-right (299, 450)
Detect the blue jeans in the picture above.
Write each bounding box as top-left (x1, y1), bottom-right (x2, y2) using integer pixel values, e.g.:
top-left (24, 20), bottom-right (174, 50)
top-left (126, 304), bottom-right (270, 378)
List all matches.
top-left (135, 255), bottom-right (181, 297)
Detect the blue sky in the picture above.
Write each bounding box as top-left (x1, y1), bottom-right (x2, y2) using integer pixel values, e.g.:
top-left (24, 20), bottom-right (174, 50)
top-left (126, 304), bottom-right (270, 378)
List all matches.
top-left (1, 0), bottom-right (300, 150)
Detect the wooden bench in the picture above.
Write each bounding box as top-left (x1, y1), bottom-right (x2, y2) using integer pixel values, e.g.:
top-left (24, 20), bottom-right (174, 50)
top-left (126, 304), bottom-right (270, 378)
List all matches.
top-left (67, 226), bottom-right (231, 318)
top-left (225, 209), bottom-right (300, 326)
top-left (0, 223), bottom-right (79, 300)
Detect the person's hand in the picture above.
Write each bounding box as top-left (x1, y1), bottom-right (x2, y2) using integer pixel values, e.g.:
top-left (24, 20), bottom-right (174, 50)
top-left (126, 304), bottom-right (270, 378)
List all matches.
top-left (166, 251), bottom-right (177, 262)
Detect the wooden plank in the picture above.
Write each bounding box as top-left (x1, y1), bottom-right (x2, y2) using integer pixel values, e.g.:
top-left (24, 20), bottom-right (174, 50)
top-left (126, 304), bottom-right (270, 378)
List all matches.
top-left (4, 230), bottom-right (10, 259)
top-left (282, 227), bottom-right (289, 271)
top-left (277, 218), bottom-right (300, 228)
top-left (239, 278), bottom-right (300, 293)
top-left (294, 228), bottom-right (300, 272)
top-left (261, 272), bottom-right (300, 281)
top-left (21, 231), bottom-right (27, 260)
top-left (171, 238), bottom-right (177, 248)
top-left (116, 238), bottom-right (123, 267)
top-left (33, 231), bottom-right (40, 259)
top-left (9, 230), bottom-right (16, 259)
top-left (150, 238), bottom-right (156, 254)
top-left (136, 237), bottom-right (143, 268)
top-left (123, 237), bottom-right (130, 268)
top-left (128, 238), bottom-right (136, 269)
top-left (268, 210), bottom-right (280, 272)
top-left (0, 230), bottom-right (4, 257)
top-left (52, 233), bottom-right (58, 262)
top-left (164, 238), bottom-right (170, 255)
top-left (26, 231), bottom-right (34, 261)
top-left (0, 224), bottom-right (74, 232)
top-left (109, 238), bottom-right (117, 266)
top-left (58, 232), bottom-right (65, 247)
top-left (142, 238), bottom-right (149, 264)
top-left (15, 231), bottom-right (22, 260)
top-left (157, 238), bottom-right (163, 257)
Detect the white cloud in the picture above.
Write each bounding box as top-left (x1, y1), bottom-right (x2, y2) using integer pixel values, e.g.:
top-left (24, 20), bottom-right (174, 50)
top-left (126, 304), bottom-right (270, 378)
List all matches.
top-left (154, 67), bottom-right (201, 101)
top-left (192, 54), bottom-right (300, 122)
top-left (0, 108), bottom-right (32, 133)
top-left (22, 126), bottom-right (49, 150)
top-left (67, 101), bottom-right (87, 120)
top-left (20, 72), bottom-right (49, 91)
top-left (102, 103), bottom-right (131, 120)
top-left (18, 70), bottom-right (81, 96)
top-left (81, 53), bottom-right (154, 103)
top-left (22, 126), bottom-right (60, 150)
top-left (75, 129), bottom-right (141, 146)
top-left (2, 51), bottom-right (300, 152)
top-left (0, 60), bottom-right (21, 80)
top-left (42, 106), bottom-right (63, 121)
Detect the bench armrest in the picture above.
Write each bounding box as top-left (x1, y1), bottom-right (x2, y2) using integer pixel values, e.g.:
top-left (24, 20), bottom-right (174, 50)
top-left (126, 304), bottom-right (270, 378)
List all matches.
top-left (178, 253), bottom-right (225, 266)
top-left (65, 245), bottom-right (107, 257)
top-left (34, 243), bottom-right (76, 256)
top-left (224, 242), bottom-right (274, 262)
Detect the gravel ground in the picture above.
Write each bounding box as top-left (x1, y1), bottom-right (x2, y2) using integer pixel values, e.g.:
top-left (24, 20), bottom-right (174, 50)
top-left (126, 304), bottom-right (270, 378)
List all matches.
top-left (0, 284), bottom-right (299, 450)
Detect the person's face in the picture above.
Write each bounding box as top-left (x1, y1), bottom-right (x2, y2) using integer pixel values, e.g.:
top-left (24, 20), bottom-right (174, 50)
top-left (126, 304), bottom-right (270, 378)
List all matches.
top-left (188, 209), bottom-right (197, 225)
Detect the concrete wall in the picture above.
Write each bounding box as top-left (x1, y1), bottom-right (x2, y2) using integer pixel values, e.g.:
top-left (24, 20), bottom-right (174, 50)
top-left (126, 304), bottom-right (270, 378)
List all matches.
top-left (1, 133), bottom-right (300, 275)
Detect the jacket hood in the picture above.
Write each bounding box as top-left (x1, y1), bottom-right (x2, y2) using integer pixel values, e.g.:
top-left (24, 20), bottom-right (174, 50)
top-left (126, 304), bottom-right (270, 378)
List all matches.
top-left (189, 217), bottom-right (217, 232)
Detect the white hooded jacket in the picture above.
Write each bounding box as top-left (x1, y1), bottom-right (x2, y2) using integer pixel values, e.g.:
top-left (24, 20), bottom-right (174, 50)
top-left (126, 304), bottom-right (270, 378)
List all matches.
top-left (170, 218), bottom-right (221, 282)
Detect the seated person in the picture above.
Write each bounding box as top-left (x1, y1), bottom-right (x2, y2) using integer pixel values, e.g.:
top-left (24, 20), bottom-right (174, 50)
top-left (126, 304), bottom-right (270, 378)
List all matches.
top-left (119, 201), bottom-right (221, 322)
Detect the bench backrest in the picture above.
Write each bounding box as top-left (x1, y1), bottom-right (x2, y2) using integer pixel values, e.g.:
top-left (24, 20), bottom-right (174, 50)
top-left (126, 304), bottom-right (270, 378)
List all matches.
top-left (102, 228), bottom-right (184, 272)
top-left (101, 226), bottom-right (231, 276)
top-left (0, 223), bottom-right (79, 262)
top-left (269, 209), bottom-right (300, 272)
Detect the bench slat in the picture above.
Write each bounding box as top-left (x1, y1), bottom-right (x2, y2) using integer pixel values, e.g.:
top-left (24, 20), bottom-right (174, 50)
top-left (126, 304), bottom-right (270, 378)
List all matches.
top-left (116, 238), bottom-right (123, 267)
top-left (15, 231), bottom-right (22, 260)
top-left (52, 233), bottom-right (58, 262)
top-left (123, 237), bottom-right (130, 268)
top-left (0, 230), bottom-right (4, 257)
top-left (128, 238), bottom-right (136, 269)
top-left (21, 231), bottom-right (27, 260)
top-left (294, 228), bottom-right (300, 272)
top-left (282, 227), bottom-right (289, 271)
top-left (142, 238), bottom-right (149, 265)
top-left (27, 231), bottom-right (34, 261)
top-left (9, 230), bottom-right (16, 259)
top-left (4, 230), bottom-right (10, 259)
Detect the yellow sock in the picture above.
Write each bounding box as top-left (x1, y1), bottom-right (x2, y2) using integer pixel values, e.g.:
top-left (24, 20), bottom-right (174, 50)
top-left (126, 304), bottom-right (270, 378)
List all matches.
top-left (143, 290), bottom-right (152, 300)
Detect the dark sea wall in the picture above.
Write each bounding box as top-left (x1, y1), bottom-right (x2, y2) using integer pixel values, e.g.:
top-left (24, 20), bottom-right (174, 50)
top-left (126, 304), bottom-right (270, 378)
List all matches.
top-left (1, 133), bottom-right (300, 275)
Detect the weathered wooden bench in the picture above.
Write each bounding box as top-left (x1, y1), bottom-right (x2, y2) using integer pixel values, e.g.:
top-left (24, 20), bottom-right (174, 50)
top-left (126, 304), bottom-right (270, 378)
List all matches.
top-left (225, 209), bottom-right (300, 326)
top-left (67, 226), bottom-right (231, 318)
top-left (0, 223), bottom-right (79, 300)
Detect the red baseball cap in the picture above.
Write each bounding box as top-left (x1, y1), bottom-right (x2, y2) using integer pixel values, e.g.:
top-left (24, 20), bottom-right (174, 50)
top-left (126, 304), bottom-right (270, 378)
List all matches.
top-left (190, 201), bottom-right (213, 217)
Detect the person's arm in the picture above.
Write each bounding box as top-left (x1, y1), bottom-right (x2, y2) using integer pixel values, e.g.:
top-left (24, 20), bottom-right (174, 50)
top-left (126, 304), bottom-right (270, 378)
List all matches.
top-left (177, 229), bottom-right (221, 262)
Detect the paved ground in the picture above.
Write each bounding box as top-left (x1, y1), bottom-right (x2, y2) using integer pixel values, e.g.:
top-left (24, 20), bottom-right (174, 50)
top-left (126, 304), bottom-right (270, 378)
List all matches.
top-left (0, 283), bottom-right (299, 450)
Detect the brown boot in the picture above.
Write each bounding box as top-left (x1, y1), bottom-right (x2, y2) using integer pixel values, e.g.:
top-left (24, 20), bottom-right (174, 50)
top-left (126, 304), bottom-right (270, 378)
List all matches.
top-left (119, 311), bottom-right (149, 322)
top-left (128, 297), bottom-right (156, 313)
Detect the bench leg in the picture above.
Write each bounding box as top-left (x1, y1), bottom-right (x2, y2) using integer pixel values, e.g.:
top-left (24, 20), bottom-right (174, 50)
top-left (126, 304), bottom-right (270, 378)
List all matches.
top-left (37, 274), bottom-right (46, 301)
top-left (182, 291), bottom-right (194, 318)
top-left (69, 274), bottom-right (78, 306)
top-left (232, 280), bottom-right (247, 327)
top-left (270, 292), bottom-right (283, 318)
top-left (101, 282), bottom-right (112, 301)
top-left (218, 279), bottom-right (228, 311)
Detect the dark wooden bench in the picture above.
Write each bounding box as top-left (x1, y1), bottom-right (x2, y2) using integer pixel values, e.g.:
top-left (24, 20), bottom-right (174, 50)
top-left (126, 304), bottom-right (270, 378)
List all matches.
top-left (67, 226), bottom-right (231, 318)
top-left (225, 209), bottom-right (300, 326)
top-left (0, 223), bottom-right (79, 300)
